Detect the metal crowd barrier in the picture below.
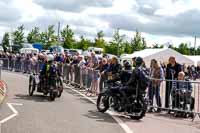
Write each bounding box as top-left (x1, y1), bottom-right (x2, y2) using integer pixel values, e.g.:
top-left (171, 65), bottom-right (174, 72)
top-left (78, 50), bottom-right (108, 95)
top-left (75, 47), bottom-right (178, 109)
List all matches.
top-left (0, 58), bottom-right (41, 74)
top-left (62, 64), bottom-right (100, 94)
top-left (148, 78), bottom-right (200, 120)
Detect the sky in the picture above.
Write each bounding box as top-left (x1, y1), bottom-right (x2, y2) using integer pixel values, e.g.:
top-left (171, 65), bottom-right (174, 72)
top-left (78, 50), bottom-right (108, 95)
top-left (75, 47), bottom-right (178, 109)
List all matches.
top-left (0, 0), bottom-right (200, 47)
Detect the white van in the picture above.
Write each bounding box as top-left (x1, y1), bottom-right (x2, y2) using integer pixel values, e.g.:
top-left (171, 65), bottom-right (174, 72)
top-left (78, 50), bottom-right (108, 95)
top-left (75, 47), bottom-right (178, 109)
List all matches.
top-left (88, 47), bottom-right (103, 58)
top-left (0, 46), bottom-right (4, 52)
top-left (20, 48), bottom-right (39, 54)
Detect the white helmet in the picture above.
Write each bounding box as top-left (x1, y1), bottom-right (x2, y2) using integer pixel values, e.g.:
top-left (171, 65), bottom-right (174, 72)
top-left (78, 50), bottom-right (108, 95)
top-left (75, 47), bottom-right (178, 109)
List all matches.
top-left (46, 54), bottom-right (54, 62)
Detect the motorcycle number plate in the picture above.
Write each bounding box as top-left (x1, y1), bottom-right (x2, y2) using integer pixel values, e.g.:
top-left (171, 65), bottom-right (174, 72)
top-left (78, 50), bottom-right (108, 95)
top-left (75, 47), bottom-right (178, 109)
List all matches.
top-left (35, 77), bottom-right (40, 84)
top-left (134, 113), bottom-right (140, 116)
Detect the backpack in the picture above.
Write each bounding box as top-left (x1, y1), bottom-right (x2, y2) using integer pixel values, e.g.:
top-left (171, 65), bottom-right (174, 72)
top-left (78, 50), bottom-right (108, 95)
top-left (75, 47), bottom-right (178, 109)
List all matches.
top-left (137, 67), bottom-right (150, 91)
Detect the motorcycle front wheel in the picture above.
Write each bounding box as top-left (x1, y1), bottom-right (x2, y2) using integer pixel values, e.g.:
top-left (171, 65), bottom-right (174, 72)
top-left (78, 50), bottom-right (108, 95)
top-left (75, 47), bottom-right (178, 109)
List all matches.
top-left (29, 76), bottom-right (36, 96)
top-left (57, 78), bottom-right (63, 98)
top-left (97, 93), bottom-right (109, 113)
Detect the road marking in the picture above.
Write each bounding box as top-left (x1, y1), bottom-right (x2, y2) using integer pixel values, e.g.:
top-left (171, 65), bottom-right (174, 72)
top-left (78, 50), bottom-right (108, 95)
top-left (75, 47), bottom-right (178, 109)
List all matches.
top-left (65, 85), bottom-right (134, 133)
top-left (0, 103), bottom-right (23, 124)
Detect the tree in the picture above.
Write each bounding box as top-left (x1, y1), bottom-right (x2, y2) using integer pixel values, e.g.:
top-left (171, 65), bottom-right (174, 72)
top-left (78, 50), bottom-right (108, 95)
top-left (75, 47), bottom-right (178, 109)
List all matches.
top-left (152, 44), bottom-right (164, 48)
top-left (123, 41), bottom-right (132, 54)
top-left (196, 46), bottom-right (200, 55)
top-left (94, 31), bottom-right (106, 48)
top-left (41, 25), bottom-right (57, 49)
top-left (1, 32), bottom-right (9, 52)
top-left (27, 27), bottom-right (40, 44)
top-left (12, 25), bottom-right (25, 48)
top-left (177, 43), bottom-right (190, 55)
top-left (131, 31), bottom-right (146, 52)
top-left (39, 32), bottom-right (47, 44)
top-left (105, 29), bottom-right (125, 56)
top-left (76, 36), bottom-right (90, 50)
top-left (61, 25), bottom-right (75, 49)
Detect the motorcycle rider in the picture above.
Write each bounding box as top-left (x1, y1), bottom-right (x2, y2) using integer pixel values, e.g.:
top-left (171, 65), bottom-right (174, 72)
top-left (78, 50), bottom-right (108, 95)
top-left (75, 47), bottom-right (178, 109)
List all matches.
top-left (119, 57), bottom-right (148, 105)
top-left (40, 54), bottom-right (59, 93)
top-left (107, 57), bottom-right (148, 110)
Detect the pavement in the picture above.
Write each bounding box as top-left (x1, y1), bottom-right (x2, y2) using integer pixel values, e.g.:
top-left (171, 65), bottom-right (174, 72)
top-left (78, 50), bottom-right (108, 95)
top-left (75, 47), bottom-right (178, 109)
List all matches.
top-left (0, 71), bottom-right (200, 133)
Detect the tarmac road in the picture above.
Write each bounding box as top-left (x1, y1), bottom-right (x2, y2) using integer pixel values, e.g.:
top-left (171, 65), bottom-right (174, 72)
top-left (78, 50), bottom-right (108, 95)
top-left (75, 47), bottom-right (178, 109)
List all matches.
top-left (1, 71), bottom-right (200, 133)
top-left (0, 72), bottom-right (125, 133)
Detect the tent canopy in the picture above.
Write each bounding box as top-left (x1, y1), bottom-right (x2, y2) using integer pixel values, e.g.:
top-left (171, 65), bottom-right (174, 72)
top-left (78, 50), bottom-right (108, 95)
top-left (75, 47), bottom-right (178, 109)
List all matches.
top-left (184, 55), bottom-right (200, 66)
top-left (121, 48), bottom-right (194, 67)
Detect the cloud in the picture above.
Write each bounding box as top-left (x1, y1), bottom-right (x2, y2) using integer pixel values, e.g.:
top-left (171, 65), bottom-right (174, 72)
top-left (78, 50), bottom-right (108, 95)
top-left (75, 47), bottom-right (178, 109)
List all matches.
top-left (101, 8), bottom-right (200, 37)
top-left (34, 0), bottom-right (114, 12)
top-left (0, 1), bottom-right (21, 23)
top-left (0, 0), bottom-right (200, 46)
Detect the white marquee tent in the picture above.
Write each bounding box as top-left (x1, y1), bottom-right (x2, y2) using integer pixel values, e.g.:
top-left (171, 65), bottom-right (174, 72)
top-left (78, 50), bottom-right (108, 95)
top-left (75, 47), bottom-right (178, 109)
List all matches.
top-left (121, 48), bottom-right (194, 67)
top-left (184, 55), bottom-right (200, 66)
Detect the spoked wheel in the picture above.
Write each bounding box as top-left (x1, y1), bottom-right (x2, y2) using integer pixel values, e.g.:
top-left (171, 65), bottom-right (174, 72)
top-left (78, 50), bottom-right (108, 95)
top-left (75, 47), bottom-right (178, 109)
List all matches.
top-left (97, 93), bottom-right (109, 113)
top-left (130, 97), bottom-right (147, 120)
top-left (29, 76), bottom-right (36, 96)
top-left (57, 78), bottom-right (63, 98)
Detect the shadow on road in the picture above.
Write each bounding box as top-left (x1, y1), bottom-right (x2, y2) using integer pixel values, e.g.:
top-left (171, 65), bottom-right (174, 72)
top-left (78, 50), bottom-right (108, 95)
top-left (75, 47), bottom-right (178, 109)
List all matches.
top-left (83, 110), bottom-right (119, 123)
top-left (153, 112), bottom-right (187, 120)
top-left (14, 94), bottom-right (50, 102)
top-left (117, 115), bottom-right (143, 123)
top-left (64, 89), bottom-right (95, 104)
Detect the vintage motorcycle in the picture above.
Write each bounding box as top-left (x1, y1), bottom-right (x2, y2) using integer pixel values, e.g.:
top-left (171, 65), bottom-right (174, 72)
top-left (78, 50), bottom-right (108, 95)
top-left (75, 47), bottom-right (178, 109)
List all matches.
top-left (28, 73), bottom-right (63, 101)
top-left (97, 80), bottom-right (147, 120)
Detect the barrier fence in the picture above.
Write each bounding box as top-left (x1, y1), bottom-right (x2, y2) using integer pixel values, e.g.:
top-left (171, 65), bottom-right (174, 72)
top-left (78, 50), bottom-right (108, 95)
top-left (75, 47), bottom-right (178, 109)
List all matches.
top-left (1, 57), bottom-right (200, 120)
top-left (148, 78), bottom-right (200, 119)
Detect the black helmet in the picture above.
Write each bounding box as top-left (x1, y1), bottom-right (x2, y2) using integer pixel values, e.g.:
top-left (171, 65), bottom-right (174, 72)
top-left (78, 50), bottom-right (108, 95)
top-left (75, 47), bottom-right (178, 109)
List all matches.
top-left (135, 57), bottom-right (143, 66)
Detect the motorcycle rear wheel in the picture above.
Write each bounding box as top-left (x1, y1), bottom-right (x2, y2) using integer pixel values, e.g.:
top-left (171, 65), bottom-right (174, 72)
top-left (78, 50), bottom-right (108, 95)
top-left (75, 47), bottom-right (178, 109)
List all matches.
top-left (50, 91), bottom-right (57, 101)
top-left (130, 97), bottom-right (147, 120)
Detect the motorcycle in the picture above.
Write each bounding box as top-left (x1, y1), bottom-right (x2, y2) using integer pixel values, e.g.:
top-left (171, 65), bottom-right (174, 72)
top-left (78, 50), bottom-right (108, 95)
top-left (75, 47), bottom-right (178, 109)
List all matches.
top-left (28, 73), bottom-right (63, 101)
top-left (97, 81), bottom-right (147, 120)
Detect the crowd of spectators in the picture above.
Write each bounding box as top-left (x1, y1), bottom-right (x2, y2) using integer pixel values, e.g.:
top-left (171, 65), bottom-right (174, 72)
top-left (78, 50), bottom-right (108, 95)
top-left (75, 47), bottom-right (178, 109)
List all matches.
top-left (0, 51), bottom-right (197, 114)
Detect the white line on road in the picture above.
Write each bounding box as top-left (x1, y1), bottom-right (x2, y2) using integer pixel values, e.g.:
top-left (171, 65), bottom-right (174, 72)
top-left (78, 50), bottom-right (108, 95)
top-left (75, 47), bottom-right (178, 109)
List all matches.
top-left (66, 86), bottom-right (134, 133)
top-left (0, 103), bottom-right (23, 123)
top-left (0, 103), bottom-right (23, 133)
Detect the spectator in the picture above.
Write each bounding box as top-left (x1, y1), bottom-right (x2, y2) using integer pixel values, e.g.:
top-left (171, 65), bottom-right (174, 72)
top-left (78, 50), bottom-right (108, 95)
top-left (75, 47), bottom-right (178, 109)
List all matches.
top-left (148, 59), bottom-right (164, 112)
top-left (172, 71), bottom-right (195, 111)
top-left (99, 58), bottom-right (109, 92)
top-left (63, 54), bottom-right (72, 84)
top-left (108, 57), bottom-right (122, 80)
top-left (91, 52), bottom-right (98, 68)
top-left (132, 57), bottom-right (136, 68)
top-left (165, 56), bottom-right (182, 108)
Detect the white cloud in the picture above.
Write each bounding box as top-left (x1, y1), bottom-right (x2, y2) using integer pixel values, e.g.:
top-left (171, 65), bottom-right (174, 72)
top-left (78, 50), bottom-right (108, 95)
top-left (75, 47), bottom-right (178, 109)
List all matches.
top-left (12, 0), bottom-right (45, 22)
top-left (0, 0), bottom-right (200, 47)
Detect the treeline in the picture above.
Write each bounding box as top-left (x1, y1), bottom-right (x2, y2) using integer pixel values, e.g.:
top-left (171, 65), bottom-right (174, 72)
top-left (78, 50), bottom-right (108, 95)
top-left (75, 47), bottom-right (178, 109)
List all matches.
top-left (1, 24), bottom-right (200, 55)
